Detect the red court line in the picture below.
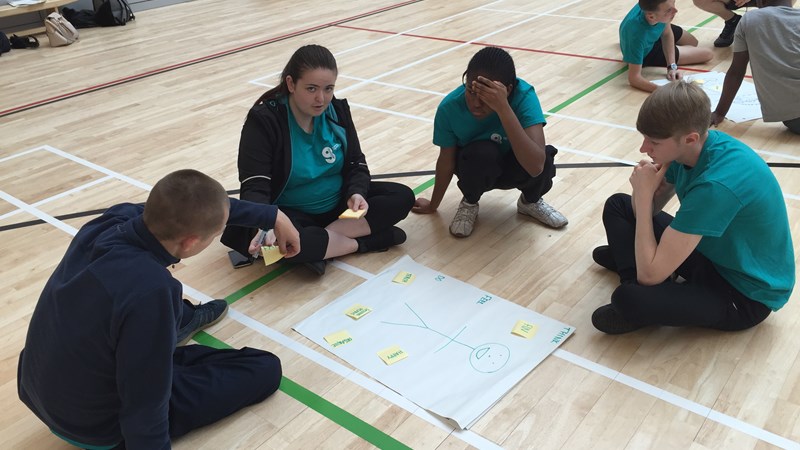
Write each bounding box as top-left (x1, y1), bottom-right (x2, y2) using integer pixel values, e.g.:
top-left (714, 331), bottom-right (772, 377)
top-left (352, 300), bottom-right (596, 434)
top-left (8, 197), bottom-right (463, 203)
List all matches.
top-left (0, 0), bottom-right (422, 118)
top-left (335, 23), bottom-right (752, 78)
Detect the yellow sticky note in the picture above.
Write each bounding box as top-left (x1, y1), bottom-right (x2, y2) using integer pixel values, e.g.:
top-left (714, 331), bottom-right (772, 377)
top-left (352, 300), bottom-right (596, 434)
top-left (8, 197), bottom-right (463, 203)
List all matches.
top-left (392, 271), bottom-right (416, 285)
top-left (378, 345), bottom-right (408, 365)
top-left (345, 304), bottom-right (372, 320)
top-left (511, 320), bottom-right (538, 339)
top-left (338, 208), bottom-right (366, 219)
top-left (692, 78), bottom-right (705, 85)
top-left (324, 330), bottom-right (353, 348)
top-left (260, 245), bottom-right (283, 266)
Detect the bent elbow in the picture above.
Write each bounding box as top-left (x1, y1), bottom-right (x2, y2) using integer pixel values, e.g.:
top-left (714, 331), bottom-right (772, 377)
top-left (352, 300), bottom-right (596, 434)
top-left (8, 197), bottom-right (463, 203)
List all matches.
top-left (636, 272), bottom-right (669, 286)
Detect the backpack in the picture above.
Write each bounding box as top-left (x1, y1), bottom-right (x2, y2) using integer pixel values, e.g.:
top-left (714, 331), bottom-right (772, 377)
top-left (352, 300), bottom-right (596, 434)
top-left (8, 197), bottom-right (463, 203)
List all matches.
top-left (45, 12), bottom-right (80, 47)
top-left (0, 32), bottom-right (10, 56)
top-left (93, 0), bottom-right (135, 27)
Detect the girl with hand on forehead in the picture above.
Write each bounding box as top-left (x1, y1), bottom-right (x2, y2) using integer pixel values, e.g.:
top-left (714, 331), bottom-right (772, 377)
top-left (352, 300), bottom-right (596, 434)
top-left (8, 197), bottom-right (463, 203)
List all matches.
top-left (222, 44), bottom-right (414, 275)
top-left (413, 46), bottom-right (567, 238)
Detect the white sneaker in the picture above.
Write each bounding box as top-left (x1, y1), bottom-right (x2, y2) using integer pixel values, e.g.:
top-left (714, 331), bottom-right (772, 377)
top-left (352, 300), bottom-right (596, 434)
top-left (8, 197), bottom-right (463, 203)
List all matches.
top-left (517, 195), bottom-right (568, 228)
top-left (450, 199), bottom-right (479, 237)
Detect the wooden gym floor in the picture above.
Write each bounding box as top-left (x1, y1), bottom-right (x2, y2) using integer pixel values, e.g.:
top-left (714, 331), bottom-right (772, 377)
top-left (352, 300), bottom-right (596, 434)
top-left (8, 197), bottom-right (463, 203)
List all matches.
top-left (1, 0), bottom-right (798, 448)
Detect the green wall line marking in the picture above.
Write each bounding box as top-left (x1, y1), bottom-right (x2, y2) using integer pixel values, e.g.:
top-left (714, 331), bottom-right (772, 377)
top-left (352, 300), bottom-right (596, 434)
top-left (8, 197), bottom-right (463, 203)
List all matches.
top-left (191, 332), bottom-right (411, 449)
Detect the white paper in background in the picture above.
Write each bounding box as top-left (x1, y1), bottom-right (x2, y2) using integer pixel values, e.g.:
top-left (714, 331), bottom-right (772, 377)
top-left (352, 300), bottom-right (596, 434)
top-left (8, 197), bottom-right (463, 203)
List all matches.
top-left (653, 71), bottom-right (762, 123)
top-left (293, 255), bottom-right (575, 429)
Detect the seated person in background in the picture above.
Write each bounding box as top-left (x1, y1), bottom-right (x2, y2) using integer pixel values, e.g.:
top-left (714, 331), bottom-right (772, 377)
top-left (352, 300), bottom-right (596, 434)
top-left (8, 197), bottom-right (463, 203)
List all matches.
top-left (591, 82), bottom-right (794, 334)
top-left (222, 44), bottom-right (414, 275)
top-left (620, 0), bottom-right (713, 92)
top-left (711, 0), bottom-right (800, 134)
top-left (692, 0), bottom-right (756, 47)
top-left (413, 46), bottom-right (567, 237)
top-left (18, 169), bottom-right (301, 449)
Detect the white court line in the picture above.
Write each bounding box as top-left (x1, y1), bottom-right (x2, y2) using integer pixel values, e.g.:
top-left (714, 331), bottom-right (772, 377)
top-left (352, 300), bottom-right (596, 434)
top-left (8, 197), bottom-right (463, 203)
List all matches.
top-left (248, 0), bottom-right (507, 86)
top-left (332, 260), bottom-right (800, 450)
top-left (479, 8), bottom-right (724, 31)
top-left (0, 176), bottom-right (113, 222)
top-left (336, 0), bottom-right (586, 96)
top-left (6, 159), bottom-right (798, 449)
top-left (0, 146), bottom-right (43, 164)
top-left (5, 145), bottom-right (495, 450)
top-left (41, 145), bottom-right (153, 191)
top-left (181, 271), bottom-right (503, 448)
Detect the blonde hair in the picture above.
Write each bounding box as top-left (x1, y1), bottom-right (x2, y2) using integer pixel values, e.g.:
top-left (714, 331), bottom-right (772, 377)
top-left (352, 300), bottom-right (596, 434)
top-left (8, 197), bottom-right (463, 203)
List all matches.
top-left (144, 169), bottom-right (228, 241)
top-left (636, 81), bottom-right (711, 139)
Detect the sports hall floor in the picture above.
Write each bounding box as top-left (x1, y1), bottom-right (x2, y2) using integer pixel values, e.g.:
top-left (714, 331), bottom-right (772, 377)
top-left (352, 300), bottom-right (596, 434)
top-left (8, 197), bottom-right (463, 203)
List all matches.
top-left (1, 0), bottom-right (799, 448)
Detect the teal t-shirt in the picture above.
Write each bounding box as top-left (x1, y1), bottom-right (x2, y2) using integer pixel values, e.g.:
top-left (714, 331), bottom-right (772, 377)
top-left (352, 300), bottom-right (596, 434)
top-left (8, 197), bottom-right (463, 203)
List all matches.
top-left (665, 131), bottom-right (795, 310)
top-left (276, 102), bottom-right (346, 214)
top-left (433, 78), bottom-right (546, 153)
top-left (619, 4), bottom-right (665, 64)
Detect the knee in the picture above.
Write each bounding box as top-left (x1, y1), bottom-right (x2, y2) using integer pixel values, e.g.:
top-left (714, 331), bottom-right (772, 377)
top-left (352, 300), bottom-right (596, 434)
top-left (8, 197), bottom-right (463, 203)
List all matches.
top-left (247, 349), bottom-right (282, 399)
top-left (602, 193), bottom-right (631, 220)
top-left (610, 284), bottom-right (642, 319)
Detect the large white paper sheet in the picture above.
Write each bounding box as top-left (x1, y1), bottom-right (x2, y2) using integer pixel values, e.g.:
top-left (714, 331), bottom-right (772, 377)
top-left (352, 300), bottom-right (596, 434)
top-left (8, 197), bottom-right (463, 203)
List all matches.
top-left (654, 72), bottom-right (761, 123)
top-left (294, 256), bottom-right (575, 429)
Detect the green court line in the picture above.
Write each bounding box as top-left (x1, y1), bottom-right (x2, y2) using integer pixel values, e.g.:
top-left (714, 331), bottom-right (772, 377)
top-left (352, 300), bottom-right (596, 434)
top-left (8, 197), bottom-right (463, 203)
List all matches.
top-left (225, 263), bottom-right (293, 305)
top-left (191, 331), bottom-right (411, 449)
top-left (204, 14), bottom-right (719, 438)
top-left (413, 15), bottom-right (717, 194)
top-left (686, 15), bottom-right (717, 33)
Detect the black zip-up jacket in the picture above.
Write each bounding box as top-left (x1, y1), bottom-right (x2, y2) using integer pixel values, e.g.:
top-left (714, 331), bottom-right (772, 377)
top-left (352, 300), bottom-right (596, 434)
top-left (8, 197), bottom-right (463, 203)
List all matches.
top-left (222, 97), bottom-right (371, 256)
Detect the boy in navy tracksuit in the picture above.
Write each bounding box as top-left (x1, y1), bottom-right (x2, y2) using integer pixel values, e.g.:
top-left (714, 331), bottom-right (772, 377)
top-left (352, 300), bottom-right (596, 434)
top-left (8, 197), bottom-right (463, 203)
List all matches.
top-left (18, 169), bottom-right (300, 449)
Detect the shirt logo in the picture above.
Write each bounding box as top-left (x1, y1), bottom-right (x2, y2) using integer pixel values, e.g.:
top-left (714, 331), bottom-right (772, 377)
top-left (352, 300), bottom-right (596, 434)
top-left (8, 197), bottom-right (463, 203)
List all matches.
top-left (322, 146), bottom-right (336, 164)
top-left (490, 133), bottom-right (503, 144)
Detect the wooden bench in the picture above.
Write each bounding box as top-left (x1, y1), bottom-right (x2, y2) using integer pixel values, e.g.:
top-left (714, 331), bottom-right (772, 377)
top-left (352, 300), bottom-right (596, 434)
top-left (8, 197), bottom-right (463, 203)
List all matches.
top-left (0, 0), bottom-right (76, 35)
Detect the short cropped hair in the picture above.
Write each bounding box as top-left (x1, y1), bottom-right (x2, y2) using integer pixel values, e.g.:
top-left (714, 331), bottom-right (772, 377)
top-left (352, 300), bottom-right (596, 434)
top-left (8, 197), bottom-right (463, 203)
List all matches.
top-left (636, 81), bottom-right (711, 139)
top-left (143, 169), bottom-right (229, 241)
top-left (639, 0), bottom-right (668, 12)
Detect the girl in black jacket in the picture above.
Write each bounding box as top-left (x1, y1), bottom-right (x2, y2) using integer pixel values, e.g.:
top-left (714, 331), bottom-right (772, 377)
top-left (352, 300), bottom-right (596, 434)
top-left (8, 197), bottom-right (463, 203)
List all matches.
top-left (222, 45), bottom-right (414, 275)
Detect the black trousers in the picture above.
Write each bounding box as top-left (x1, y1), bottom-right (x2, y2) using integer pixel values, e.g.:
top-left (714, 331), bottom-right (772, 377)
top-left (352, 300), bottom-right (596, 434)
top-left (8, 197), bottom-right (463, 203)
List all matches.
top-left (601, 193), bottom-right (770, 330)
top-left (282, 181), bottom-right (414, 263)
top-left (455, 140), bottom-right (557, 204)
top-left (168, 345), bottom-right (281, 438)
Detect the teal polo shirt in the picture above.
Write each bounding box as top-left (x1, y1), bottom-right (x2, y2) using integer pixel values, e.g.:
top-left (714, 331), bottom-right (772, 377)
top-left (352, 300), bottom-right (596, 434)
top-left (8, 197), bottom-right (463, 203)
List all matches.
top-left (619, 4), bottom-right (665, 64)
top-left (276, 101), bottom-right (346, 214)
top-left (433, 78), bottom-right (546, 153)
top-left (666, 131), bottom-right (795, 310)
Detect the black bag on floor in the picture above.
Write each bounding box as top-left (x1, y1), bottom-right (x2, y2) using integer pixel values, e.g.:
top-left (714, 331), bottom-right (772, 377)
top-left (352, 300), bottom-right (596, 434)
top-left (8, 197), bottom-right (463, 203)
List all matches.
top-left (62, 7), bottom-right (99, 28)
top-left (93, 0), bottom-right (135, 26)
top-left (0, 32), bottom-right (10, 56)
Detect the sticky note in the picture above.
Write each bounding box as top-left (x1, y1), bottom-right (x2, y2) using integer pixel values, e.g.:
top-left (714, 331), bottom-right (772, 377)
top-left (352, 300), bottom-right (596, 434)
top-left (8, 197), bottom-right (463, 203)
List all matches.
top-left (378, 345), bottom-right (408, 365)
top-left (260, 245), bottom-right (283, 266)
top-left (511, 320), bottom-right (538, 339)
top-left (338, 208), bottom-right (366, 219)
top-left (324, 330), bottom-right (353, 348)
top-left (345, 304), bottom-right (372, 320)
top-left (392, 271), bottom-right (416, 285)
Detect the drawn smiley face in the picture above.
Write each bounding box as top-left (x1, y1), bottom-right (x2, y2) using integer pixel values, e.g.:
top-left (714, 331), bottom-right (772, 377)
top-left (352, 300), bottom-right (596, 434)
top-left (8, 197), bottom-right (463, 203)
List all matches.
top-left (469, 342), bottom-right (510, 373)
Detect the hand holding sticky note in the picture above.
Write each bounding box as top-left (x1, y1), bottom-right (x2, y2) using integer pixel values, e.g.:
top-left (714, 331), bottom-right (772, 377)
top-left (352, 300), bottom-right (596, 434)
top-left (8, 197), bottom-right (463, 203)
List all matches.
top-left (260, 245), bottom-right (283, 266)
top-left (338, 208), bottom-right (366, 220)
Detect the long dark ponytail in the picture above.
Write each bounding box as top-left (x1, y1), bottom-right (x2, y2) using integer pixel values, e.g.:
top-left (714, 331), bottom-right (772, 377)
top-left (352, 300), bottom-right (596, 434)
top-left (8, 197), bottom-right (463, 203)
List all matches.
top-left (254, 44), bottom-right (338, 107)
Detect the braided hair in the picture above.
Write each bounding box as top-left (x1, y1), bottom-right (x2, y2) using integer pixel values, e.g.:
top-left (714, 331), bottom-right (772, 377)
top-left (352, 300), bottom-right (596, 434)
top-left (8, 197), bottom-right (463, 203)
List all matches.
top-left (254, 44), bottom-right (338, 106)
top-left (463, 46), bottom-right (517, 94)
